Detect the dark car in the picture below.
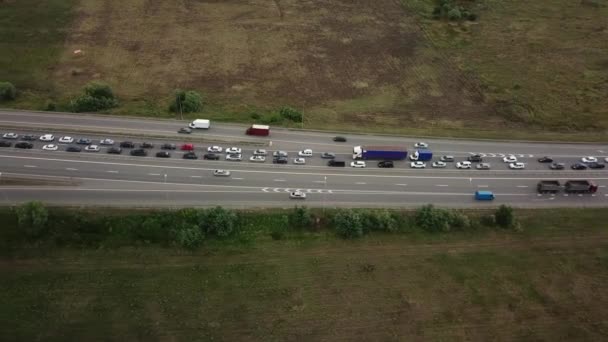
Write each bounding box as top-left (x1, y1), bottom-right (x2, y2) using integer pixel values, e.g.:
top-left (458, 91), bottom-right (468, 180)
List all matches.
top-left (203, 153), bottom-right (220, 160)
top-left (537, 156), bottom-right (553, 163)
top-left (178, 127), bottom-right (192, 134)
top-left (21, 134), bottom-right (37, 141)
top-left (273, 157), bottom-right (288, 164)
top-left (587, 162), bottom-right (606, 169)
top-left (15, 142), bottom-right (34, 149)
top-left (378, 161), bottom-right (394, 168)
top-left (571, 163), bottom-right (587, 170)
top-left (321, 152), bottom-right (336, 159)
top-left (140, 142), bottom-right (154, 149)
top-left (156, 151), bottom-right (171, 158)
top-left (76, 138), bottom-right (92, 145)
top-left (183, 152), bottom-right (198, 160)
top-left (467, 154), bottom-right (483, 162)
top-left (0, 141), bottom-right (11, 147)
top-left (328, 160), bottom-right (346, 167)
top-left (107, 147), bottom-right (122, 154)
top-left (66, 146), bottom-right (81, 152)
top-left (549, 163), bottom-right (565, 170)
top-left (130, 149), bottom-right (147, 157)
top-left (120, 141), bottom-right (135, 148)
top-left (333, 136), bottom-right (347, 142)
top-left (161, 143), bottom-right (176, 150)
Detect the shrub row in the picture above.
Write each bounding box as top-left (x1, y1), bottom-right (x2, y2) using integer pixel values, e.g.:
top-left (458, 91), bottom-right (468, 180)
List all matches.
top-left (3, 202), bottom-right (519, 251)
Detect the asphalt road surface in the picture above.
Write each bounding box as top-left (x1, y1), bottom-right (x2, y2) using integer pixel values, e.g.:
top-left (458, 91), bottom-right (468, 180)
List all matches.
top-left (0, 109), bottom-right (606, 208)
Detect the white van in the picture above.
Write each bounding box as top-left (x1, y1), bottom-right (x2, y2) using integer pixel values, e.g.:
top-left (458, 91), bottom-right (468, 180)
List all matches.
top-left (188, 119), bottom-right (210, 129)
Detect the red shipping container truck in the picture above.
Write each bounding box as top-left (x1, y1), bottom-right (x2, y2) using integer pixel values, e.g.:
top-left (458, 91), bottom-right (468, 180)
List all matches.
top-left (246, 124), bottom-right (270, 136)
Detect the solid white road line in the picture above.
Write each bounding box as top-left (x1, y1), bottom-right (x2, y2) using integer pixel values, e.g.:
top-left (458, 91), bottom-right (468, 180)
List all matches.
top-left (3, 154), bottom-right (608, 181)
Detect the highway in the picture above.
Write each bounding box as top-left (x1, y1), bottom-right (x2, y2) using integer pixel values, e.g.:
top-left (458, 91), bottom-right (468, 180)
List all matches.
top-left (0, 109), bottom-right (606, 208)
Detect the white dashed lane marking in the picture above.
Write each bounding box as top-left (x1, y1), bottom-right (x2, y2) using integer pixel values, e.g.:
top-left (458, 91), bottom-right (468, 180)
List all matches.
top-left (436, 184), bottom-right (449, 187)
top-left (106, 170), bottom-right (118, 173)
top-left (517, 185), bottom-right (529, 188)
top-left (66, 168), bottom-right (78, 171)
top-left (274, 179), bottom-right (286, 182)
top-left (148, 173), bottom-right (161, 176)
top-left (23, 165), bottom-right (37, 168)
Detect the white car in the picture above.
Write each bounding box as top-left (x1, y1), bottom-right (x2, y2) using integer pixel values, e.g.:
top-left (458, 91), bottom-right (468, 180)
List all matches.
top-left (350, 161), bottom-right (366, 168)
top-left (289, 190), bottom-right (307, 199)
top-left (298, 149), bottom-right (313, 157)
top-left (509, 162), bottom-right (526, 169)
top-left (207, 146), bottom-right (223, 153)
top-left (58, 136), bottom-right (74, 143)
top-left (226, 154), bottom-right (242, 161)
top-left (249, 155), bottom-right (266, 163)
top-left (456, 161), bottom-right (472, 169)
top-left (582, 156), bottom-right (597, 163)
top-left (100, 138), bottom-right (114, 145)
top-left (39, 134), bottom-right (55, 142)
top-left (2, 132), bottom-right (18, 139)
top-left (213, 169), bottom-right (231, 177)
top-left (253, 149), bottom-right (267, 156)
top-left (226, 147), bottom-right (242, 154)
top-left (605, 157), bottom-right (608, 163)
top-left (84, 144), bottom-right (100, 152)
top-left (414, 142), bottom-right (428, 148)
top-left (42, 144), bottom-right (58, 151)
top-left (293, 157), bottom-right (306, 165)
top-left (431, 161), bottom-right (447, 168)
top-left (503, 155), bottom-right (517, 163)
top-left (410, 161), bottom-right (426, 169)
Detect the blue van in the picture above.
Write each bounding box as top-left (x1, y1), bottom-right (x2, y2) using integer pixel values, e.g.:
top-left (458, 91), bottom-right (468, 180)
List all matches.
top-left (475, 190), bottom-right (495, 201)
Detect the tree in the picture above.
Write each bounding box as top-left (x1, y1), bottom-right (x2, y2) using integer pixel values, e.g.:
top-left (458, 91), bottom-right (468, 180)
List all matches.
top-left (360, 209), bottom-right (397, 233)
top-left (448, 7), bottom-right (462, 20)
top-left (288, 206), bottom-right (313, 229)
top-left (333, 210), bottom-right (364, 239)
top-left (495, 205), bottom-right (515, 228)
top-left (415, 204), bottom-right (452, 233)
top-left (0, 81), bottom-right (17, 101)
top-left (202, 206), bottom-right (238, 237)
top-left (15, 201), bottom-right (49, 239)
top-left (170, 90), bottom-right (203, 113)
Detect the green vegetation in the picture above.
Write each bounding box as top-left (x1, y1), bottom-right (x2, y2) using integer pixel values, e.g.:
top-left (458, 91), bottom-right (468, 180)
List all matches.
top-left (1, 206), bottom-right (607, 340)
top-left (432, 0), bottom-right (478, 21)
top-left (169, 90), bottom-right (203, 114)
top-left (71, 81), bottom-right (118, 113)
top-left (0, 81), bottom-right (16, 101)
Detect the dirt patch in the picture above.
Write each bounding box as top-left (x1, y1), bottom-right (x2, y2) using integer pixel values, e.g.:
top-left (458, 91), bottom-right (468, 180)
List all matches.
top-left (54, 0), bottom-right (493, 127)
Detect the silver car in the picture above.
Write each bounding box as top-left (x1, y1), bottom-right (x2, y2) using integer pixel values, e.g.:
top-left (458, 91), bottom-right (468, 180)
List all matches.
top-left (289, 191), bottom-right (307, 199)
top-left (100, 138), bottom-right (115, 145)
top-left (476, 163), bottom-right (491, 170)
top-left (249, 155), bottom-right (266, 163)
top-left (253, 149), bottom-right (267, 156)
top-left (226, 154), bottom-right (242, 161)
top-left (213, 169), bottom-right (231, 177)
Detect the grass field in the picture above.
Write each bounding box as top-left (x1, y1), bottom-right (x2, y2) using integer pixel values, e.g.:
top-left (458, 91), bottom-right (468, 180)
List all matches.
top-left (0, 0), bottom-right (607, 140)
top-left (1, 208), bottom-right (608, 340)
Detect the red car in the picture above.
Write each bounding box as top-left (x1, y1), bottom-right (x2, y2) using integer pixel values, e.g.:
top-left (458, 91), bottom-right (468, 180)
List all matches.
top-left (180, 143), bottom-right (194, 151)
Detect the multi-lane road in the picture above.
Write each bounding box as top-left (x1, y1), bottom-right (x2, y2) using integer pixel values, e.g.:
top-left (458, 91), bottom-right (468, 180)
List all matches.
top-left (0, 109), bottom-right (606, 208)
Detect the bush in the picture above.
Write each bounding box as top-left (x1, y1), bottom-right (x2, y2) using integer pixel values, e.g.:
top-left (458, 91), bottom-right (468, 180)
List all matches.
top-left (72, 95), bottom-right (118, 112)
top-left (333, 210), bottom-right (364, 239)
top-left (495, 205), bottom-right (515, 228)
top-left (288, 206), bottom-right (313, 229)
top-left (250, 112), bottom-right (261, 120)
top-left (0, 81), bottom-right (17, 101)
top-left (84, 81), bottom-right (116, 99)
top-left (170, 90), bottom-right (203, 113)
top-left (175, 224), bottom-right (204, 250)
top-left (360, 209), bottom-right (397, 233)
top-left (202, 207), bottom-right (238, 237)
top-left (447, 7), bottom-right (462, 20)
top-left (71, 81), bottom-right (118, 112)
top-left (279, 106), bottom-right (303, 122)
top-left (415, 205), bottom-right (452, 233)
top-left (15, 201), bottom-right (49, 239)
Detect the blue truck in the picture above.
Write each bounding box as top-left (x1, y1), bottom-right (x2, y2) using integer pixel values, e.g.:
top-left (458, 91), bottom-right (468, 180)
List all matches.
top-left (409, 149), bottom-right (433, 161)
top-left (475, 191), bottom-right (495, 201)
top-left (353, 146), bottom-right (408, 160)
